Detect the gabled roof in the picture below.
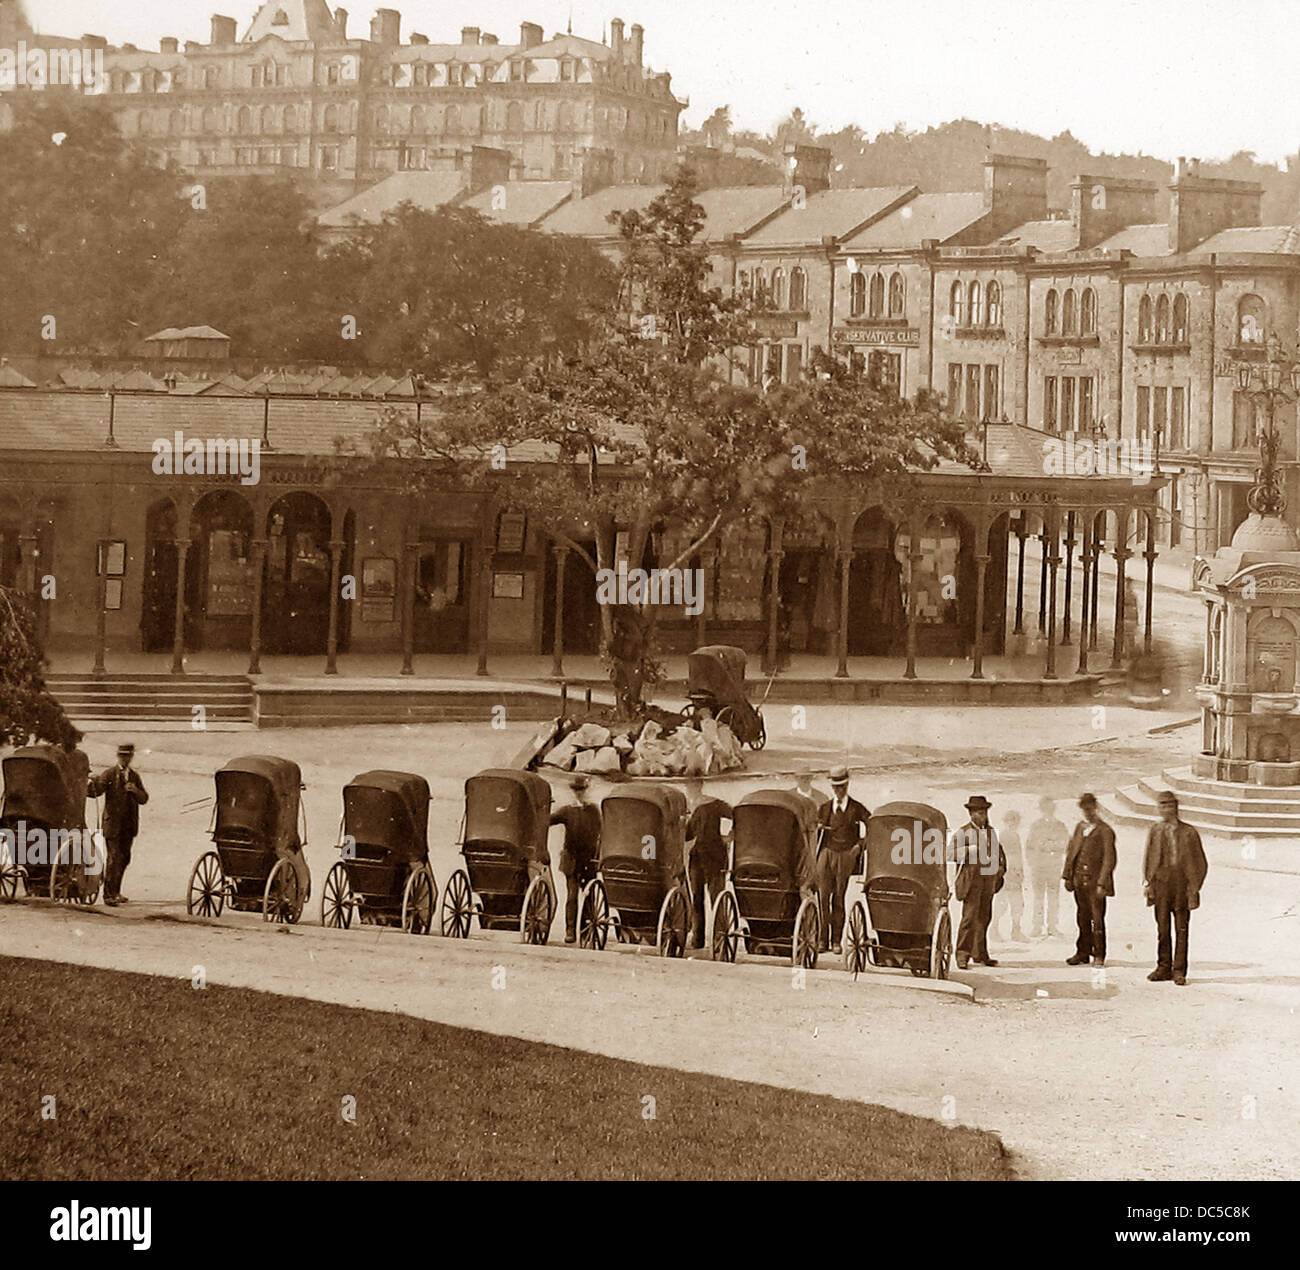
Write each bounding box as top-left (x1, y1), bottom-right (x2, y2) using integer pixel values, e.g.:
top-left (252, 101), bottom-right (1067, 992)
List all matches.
top-left (1094, 224), bottom-right (1172, 255)
top-left (0, 362), bottom-right (35, 389)
top-left (317, 171), bottom-right (468, 228)
top-left (241, 0), bottom-right (336, 45)
top-left (537, 184), bottom-right (667, 237)
top-left (144, 325), bottom-right (230, 342)
top-left (1192, 225), bottom-right (1300, 254)
top-left (842, 191), bottom-right (986, 250)
top-left (994, 219), bottom-right (1079, 253)
top-left (741, 187), bottom-right (916, 247)
top-left (692, 186), bottom-right (788, 241)
top-left (460, 181), bottom-right (572, 227)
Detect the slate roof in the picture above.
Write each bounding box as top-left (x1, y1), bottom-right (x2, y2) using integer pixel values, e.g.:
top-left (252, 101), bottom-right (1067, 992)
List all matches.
top-left (317, 171), bottom-right (468, 228)
top-left (994, 219), bottom-right (1080, 252)
top-left (741, 187), bottom-right (916, 247)
top-left (537, 184), bottom-right (667, 237)
top-left (1094, 224), bottom-right (1173, 255)
top-left (842, 192), bottom-right (986, 250)
top-left (460, 181), bottom-right (572, 227)
top-left (1192, 225), bottom-right (1300, 254)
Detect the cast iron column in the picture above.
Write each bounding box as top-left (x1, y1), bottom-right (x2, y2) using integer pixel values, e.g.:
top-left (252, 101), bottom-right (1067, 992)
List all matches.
top-left (551, 544), bottom-right (568, 678)
top-left (247, 538), bottom-right (266, 675)
top-left (170, 537), bottom-right (190, 675)
top-left (325, 538), bottom-right (344, 675)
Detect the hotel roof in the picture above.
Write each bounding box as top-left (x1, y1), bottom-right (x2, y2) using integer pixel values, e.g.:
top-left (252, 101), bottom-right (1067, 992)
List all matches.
top-left (460, 181), bottom-right (572, 227)
top-left (994, 219), bottom-right (1080, 253)
top-left (1094, 224), bottom-right (1173, 255)
top-left (317, 171), bottom-right (468, 228)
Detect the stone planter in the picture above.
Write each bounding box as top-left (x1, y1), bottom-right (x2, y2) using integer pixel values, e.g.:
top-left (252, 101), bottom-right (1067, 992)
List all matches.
top-left (1251, 759), bottom-right (1300, 786)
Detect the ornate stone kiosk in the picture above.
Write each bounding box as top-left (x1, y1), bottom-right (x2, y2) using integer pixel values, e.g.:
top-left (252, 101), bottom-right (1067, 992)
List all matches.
top-left (1193, 512), bottom-right (1300, 786)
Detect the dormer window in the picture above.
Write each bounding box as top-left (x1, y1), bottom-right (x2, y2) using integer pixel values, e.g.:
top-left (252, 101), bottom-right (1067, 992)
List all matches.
top-left (510, 60), bottom-right (524, 81)
top-left (271, 7), bottom-right (288, 25)
top-left (326, 62), bottom-right (340, 85)
top-left (448, 62), bottom-right (462, 86)
top-left (560, 58), bottom-right (575, 81)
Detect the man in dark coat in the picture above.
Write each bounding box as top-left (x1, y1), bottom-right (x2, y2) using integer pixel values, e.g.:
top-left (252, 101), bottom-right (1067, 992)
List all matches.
top-left (1062, 792), bottom-right (1118, 967)
top-left (550, 775), bottom-right (601, 944)
top-left (947, 795), bottom-right (1006, 969)
top-left (1143, 792), bottom-right (1208, 985)
top-left (685, 779), bottom-right (733, 950)
top-left (816, 766), bottom-right (870, 955)
top-left (87, 742), bottom-right (148, 906)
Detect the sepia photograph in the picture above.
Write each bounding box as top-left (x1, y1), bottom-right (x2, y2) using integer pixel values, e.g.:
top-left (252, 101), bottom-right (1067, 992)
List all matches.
top-left (0, 0), bottom-right (1293, 1242)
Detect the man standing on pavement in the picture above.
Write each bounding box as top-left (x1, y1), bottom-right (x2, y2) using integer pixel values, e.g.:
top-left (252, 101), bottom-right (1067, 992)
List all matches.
top-left (88, 742), bottom-right (148, 907)
top-left (685, 779), bottom-right (733, 950)
top-left (1025, 795), bottom-right (1068, 937)
top-left (1143, 792), bottom-right (1208, 985)
top-left (947, 795), bottom-right (1006, 969)
top-left (1062, 793), bottom-right (1117, 967)
top-left (792, 771), bottom-right (830, 807)
top-left (816, 766), bottom-right (870, 955)
top-left (550, 775), bottom-right (601, 944)
top-left (994, 808), bottom-right (1026, 942)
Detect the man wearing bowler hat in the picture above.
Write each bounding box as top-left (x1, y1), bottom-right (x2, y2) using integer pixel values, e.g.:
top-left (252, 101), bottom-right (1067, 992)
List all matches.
top-left (88, 742), bottom-right (149, 906)
top-left (816, 766), bottom-right (870, 955)
top-left (947, 795), bottom-right (1006, 968)
top-left (1143, 792), bottom-right (1208, 985)
top-left (1063, 792), bottom-right (1117, 967)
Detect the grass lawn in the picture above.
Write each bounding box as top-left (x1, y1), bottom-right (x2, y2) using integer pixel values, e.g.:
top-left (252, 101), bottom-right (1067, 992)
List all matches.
top-left (0, 956), bottom-right (1012, 1181)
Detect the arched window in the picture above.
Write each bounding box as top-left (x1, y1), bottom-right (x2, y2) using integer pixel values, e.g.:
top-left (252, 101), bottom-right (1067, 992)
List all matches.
top-left (261, 105), bottom-right (277, 134)
top-left (237, 105), bottom-right (254, 134)
top-left (888, 272), bottom-right (905, 318)
top-left (1080, 287), bottom-right (1097, 336)
top-left (738, 270), bottom-right (751, 300)
top-left (1138, 294), bottom-right (1153, 342)
top-left (505, 101), bottom-right (523, 133)
top-left (771, 268), bottom-right (786, 309)
top-left (374, 105), bottom-right (389, 133)
top-left (850, 271), bottom-right (866, 317)
top-left (1155, 294), bottom-right (1171, 343)
top-left (410, 105), bottom-right (426, 133)
top-left (1173, 293), bottom-right (1189, 343)
top-left (201, 106), bottom-right (220, 133)
top-left (445, 104), bottom-right (461, 133)
top-left (137, 111), bottom-right (152, 136)
top-left (170, 110), bottom-right (185, 135)
top-left (789, 267), bottom-right (807, 311)
top-left (968, 281), bottom-right (982, 328)
top-left (1045, 288), bottom-right (1059, 335)
top-left (1239, 294), bottom-right (1265, 345)
top-left (869, 273), bottom-right (885, 318)
top-left (951, 280), bottom-right (965, 328)
top-left (323, 104), bottom-right (340, 132)
top-left (204, 67), bottom-right (219, 89)
top-left (1062, 288), bottom-right (1077, 335)
top-left (986, 280), bottom-right (1002, 327)
top-left (557, 101), bottom-right (575, 131)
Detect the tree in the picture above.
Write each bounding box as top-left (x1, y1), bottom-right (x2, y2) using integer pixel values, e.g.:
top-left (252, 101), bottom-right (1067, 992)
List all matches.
top-left (324, 204), bottom-right (617, 379)
top-left (362, 166), bottom-right (976, 718)
top-left (0, 587), bottom-right (80, 748)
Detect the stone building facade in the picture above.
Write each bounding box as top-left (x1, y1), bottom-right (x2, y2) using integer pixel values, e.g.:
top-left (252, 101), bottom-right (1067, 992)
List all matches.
top-left (6, 2), bottom-right (683, 190)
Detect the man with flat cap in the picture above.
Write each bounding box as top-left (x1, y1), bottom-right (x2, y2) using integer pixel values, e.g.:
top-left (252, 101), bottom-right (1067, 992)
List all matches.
top-left (1143, 791), bottom-right (1208, 985)
top-left (1063, 792), bottom-right (1117, 967)
top-left (816, 766), bottom-right (870, 955)
top-left (946, 795), bottom-right (1006, 968)
top-left (88, 742), bottom-right (148, 906)
top-left (550, 774), bottom-right (601, 944)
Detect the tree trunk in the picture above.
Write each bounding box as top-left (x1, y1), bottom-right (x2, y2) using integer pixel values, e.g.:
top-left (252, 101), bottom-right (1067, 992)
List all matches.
top-left (608, 603), bottom-right (658, 720)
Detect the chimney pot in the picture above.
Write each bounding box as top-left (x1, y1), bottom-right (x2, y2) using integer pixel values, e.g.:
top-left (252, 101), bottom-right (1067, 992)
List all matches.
top-left (160, 37), bottom-right (179, 54)
top-left (334, 8), bottom-right (348, 38)
top-left (370, 8), bottom-right (400, 44)
top-left (611, 18), bottom-right (625, 56)
top-left (520, 21), bottom-right (544, 48)
top-left (630, 23), bottom-right (644, 65)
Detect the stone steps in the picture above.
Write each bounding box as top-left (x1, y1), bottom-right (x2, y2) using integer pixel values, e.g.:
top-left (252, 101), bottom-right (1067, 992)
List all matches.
top-left (50, 674), bottom-right (253, 723)
top-left (1103, 766), bottom-right (1300, 838)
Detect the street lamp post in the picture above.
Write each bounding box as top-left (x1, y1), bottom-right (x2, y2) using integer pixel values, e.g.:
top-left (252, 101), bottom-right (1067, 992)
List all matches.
top-left (1235, 334), bottom-right (1300, 519)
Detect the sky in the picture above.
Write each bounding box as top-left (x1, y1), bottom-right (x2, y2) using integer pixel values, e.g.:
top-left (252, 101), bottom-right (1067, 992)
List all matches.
top-left (18, 0), bottom-right (1300, 164)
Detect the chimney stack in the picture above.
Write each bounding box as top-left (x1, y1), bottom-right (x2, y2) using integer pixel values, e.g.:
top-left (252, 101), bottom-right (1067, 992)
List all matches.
top-left (160, 37), bottom-right (179, 54)
top-left (410, 32), bottom-right (429, 45)
top-left (334, 8), bottom-right (348, 38)
top-left (1168, 158), bottom-right (1262, 254)
top-left (1070, 173), bottom-right (1158, 249)
top-left (461, 26), bottom-right (480, 44)
top-left (466, 145), bottom-right (512, 193)
top-left (81, 34), bottom-right (108, 48)
top-left (370, 8), bottom-right (400, 44)
top-left (520, 21), bottom-right (544, 48)
top-left (610, 18), bottom-right (625, 57)
top-left (209, 14), bottom-right (237, 45)
top-left (630, 23), bottom-right (644, 65)
top-left (982, 153), bottom-right (1049, 237)
top-left (784, 143), bottom-right (831, 198)
top-left (481, 33), bottom-right (499, 45)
